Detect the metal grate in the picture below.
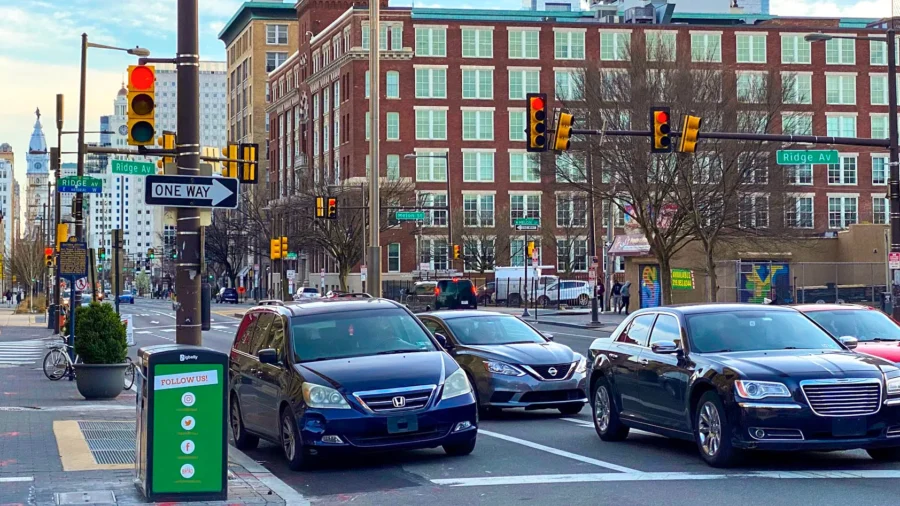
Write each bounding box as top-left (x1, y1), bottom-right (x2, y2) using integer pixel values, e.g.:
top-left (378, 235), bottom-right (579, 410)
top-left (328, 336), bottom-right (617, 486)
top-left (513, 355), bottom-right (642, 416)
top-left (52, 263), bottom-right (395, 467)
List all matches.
top-left (801, 380), bottom-right (882, 417)
top-left (55, 491), bottom-right (117, 505)
top-left (77, 421), bottom-right (136, 465)
top-left (92, 450), bottom-right (136, 465)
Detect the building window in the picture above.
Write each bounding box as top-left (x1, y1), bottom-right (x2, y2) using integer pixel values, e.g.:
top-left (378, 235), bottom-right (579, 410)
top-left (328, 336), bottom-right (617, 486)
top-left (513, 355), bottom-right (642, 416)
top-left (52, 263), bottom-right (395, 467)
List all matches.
top-left (364, 71), bottom-right (369, 98)
top-left (736, 71), bottom-right (767, 103)
top-left (386, 71), bottom-right (400, 98)
top-left (415, 27), bottom-right (446, 56)
top-left (556, 153), bottom-right (586, 183)
top-left (421, 193), bottom-right (448, 226)
top-left (266, 52), bottom-right (288, 72)
top-left (826, 75), bottom-right (856, 105)
top-left (462, 28), bottom-right (492, 58)
top-left (415, 109), bottom-right (448, 140)
top-left (388, 243), bottom-right (401, 272)
top-left (416, 154), bottom-right (447, 182)
top-left (508, 29), bottom-right (539, 59)
top-left (825, 38), bottom-right (856, 65)
top-left (334, 80), bottom-right (340, 106)
top-left (509, 110), bottom-right (526, 141)
top-left (736, 34), bottom-right (766, 63)
top-left (386, 155), bottom-right (400, 180)
top-left (556, 238), bottom-right (588, 272)
top-left (872, 115), bottom-right (889, 139)
top-left (556, 194), bottom-right (587, 227)
top-left (421, 239), bottom-right (449, 271)
top-left (365, 112), bottom-right (369, 140)
top-left (739, 153), bottom-right (768, 184)
top-left (646, 31), bottom-right (676, 62)
top-left (785, 196), bottom-right (814, 228)
top-left (462, 69), bottom-right (493, 99)
top-left (386, 112), bottom-right (400, 140)
top-left (508, 70), bottom-right (539, 100)
top-left (266, 25), bottom-right (289, 45)
top-left (873, 156), bottom-right (888, 185)
top-left (463, 239), bottom-right (495, 272)
top-left (783, 73), bottom-right (812, 104)
top-left (510, 194), bottom-right (541, 225)
top-left (781, 35), bottom-right (811, 64)
top-left (782, 113), bottom-right (813, 136)
top-left (739, 194), bottom-right (769, 228)
top-left (415, 67), bottom-right (447, 98)
top-left (690, 32), bottom-right (721, 62)
top-left (510, 238), bottom-right (541, 267)
top-left (600, 31), bottom-right (630, 61)
top-left (871, 75), bottom-right (890, 105)
top-left (828, 196), bottom-right (858, 229)
top-left (827, 156), bottom-right (857, 185)
top-left (555, 70), bottom-right (582, 101)
top-left (334, 118), bottom-right (340, 148)
top-left (826, 115), bottom-right (857, 137)
top-left (874, 197), bottom-right (889, 225)
top-left (462, 151), bottom-right (494, 182)
top-left (461, 110), bottom-right (494, 140)
top-left (785, 164), bottom-right (813, 185)
top-left (871, 40), bottom-right (889, 65)
top-left (554, 30), bottom-right (585, 60)
top-left (463, 194), bottom-right (495, 227)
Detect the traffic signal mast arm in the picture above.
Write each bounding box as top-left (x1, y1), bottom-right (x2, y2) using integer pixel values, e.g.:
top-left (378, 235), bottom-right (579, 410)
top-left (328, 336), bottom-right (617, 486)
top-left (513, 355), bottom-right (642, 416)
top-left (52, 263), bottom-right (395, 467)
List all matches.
top-left (568, 127), bottom-right (892, 149)
top-left (84, 144), bottom-right (258, 164)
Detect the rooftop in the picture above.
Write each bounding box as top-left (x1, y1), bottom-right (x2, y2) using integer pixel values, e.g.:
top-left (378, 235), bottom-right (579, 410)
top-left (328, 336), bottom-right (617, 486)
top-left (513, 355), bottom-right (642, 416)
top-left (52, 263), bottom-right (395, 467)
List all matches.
top-left (218, 1), bottom-right (298, 46)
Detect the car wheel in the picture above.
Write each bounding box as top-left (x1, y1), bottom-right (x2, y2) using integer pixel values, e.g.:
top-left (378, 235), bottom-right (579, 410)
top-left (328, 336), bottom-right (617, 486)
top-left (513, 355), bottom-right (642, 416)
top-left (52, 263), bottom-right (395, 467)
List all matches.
top-left (695, 391), bottom-right (740, 467)
top-left (280, 408), bottom-right (309, 471)
top-left (443, 437), bottom-right (477, 456)
top-left (538, 295), bottom-right (551, 308)
top-left (509, 294), bottom-right (522, 307)
top-left (592, 378), bottom-right (629, 442)
top-left (867, 447), bottom-right (900, 462)
top-left (558, 403), bottom-right (584, 416)
top-left (577, 293), bottom-right (590, 307)
top-left (230, 396), bottom-right (258, 450)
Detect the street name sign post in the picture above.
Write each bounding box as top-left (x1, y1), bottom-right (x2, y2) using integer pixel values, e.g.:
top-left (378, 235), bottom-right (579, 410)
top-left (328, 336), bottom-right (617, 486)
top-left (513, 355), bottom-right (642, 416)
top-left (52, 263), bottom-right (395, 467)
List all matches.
top-left (111, 159), bottom-right (157, 176)
top-left (396, 211), bottom-right (426, 221)
top-left (514, 217), bottom-right (540, 231)
top-left (776, 150), bottom-right (839, 165)
top-left (144, 175), bottom-right (239, 209)
top-left (58, 176), bottom-right (103, 194)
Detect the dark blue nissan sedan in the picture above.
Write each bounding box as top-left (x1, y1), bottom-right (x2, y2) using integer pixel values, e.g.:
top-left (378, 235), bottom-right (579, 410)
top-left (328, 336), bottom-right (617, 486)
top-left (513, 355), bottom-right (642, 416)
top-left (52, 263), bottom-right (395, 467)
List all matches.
top-left (228, 298), bottom-right (477, 470)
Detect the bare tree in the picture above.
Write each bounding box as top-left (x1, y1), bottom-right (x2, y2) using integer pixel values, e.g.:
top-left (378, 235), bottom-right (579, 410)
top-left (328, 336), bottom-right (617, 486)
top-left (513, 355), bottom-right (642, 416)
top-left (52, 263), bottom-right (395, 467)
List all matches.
top-left (453, 203), bottom-right (515, 274)
top-left (8, 235), bottom-right (44, 297)
top-left (206, 210), bottom-right (250, 287)
top-left (543, 192), bottom-right (589, 277)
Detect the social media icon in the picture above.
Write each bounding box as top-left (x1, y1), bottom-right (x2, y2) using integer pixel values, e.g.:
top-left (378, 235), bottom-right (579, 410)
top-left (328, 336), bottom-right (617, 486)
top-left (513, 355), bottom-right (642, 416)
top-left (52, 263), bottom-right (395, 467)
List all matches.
top-left (180, 463), bottom-right (195, 479)
top-left (181, 439), bottom-right (195, 455)
top-left (181, 392), bottom-right (196, 407)
top-left (181, 416), bottom-right (195, 431)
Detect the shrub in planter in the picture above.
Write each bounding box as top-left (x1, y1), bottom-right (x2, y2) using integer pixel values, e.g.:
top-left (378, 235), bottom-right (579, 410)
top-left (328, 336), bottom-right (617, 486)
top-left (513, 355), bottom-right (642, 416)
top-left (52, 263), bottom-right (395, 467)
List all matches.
top-left (73, 302), bottom-right (128, 400)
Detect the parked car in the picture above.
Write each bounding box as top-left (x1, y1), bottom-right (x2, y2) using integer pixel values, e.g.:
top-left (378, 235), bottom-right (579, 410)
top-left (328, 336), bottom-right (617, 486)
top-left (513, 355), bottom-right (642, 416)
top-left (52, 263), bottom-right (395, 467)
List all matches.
top-left (405, 281), bottom-right (437, 313)
top-left (494, 266), bottom-right (557, 306)
top-left (217, 287), bottom-right (239, 304)
top-left (476, 282), bottom-right (495, 305)
top-left (294, 287), bottom-right (322, 300)
top-left (536, 280), bottom-right (593, 308)
top-left (796, 304), bottom-right (900, 362)
top-left (434, 279), bottom-right (477, 310)
top-left (588, 304), bottom-right (900, 467)
top-left (419, 311), bottom-right (587, 416)
top-left (228, 298), bottom-right (477, 470)
top-left (118, 290), bottom-right (135, 304)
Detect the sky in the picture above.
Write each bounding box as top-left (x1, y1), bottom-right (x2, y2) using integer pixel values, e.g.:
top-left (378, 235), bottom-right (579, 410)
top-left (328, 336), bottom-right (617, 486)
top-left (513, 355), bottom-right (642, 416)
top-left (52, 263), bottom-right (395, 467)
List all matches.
top-left (0, 0), bottom-right (891, 185)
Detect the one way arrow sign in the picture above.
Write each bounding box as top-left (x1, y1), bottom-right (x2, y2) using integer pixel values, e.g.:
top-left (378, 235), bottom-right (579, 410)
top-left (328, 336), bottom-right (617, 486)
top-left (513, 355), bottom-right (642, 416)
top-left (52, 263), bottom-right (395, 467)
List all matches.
top-left (144, 175), bottom-right (240, 209)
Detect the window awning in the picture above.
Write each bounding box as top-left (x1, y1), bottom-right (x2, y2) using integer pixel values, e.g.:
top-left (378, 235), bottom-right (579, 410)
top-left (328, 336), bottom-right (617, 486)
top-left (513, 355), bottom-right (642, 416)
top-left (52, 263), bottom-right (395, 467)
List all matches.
top-left (609, 234), bottom-right (651, 257)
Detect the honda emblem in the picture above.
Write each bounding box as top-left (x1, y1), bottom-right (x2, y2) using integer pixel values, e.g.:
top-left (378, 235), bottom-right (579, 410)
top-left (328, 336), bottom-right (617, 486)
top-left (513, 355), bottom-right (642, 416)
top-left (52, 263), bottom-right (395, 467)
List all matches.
top-left (392, 396), bottom-right (406, 408)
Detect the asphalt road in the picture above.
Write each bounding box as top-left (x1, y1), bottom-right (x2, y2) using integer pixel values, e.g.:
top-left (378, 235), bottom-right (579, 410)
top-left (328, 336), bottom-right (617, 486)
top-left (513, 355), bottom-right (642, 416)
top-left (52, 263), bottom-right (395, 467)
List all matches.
top-left (123, 298), bottom-right (900, 506)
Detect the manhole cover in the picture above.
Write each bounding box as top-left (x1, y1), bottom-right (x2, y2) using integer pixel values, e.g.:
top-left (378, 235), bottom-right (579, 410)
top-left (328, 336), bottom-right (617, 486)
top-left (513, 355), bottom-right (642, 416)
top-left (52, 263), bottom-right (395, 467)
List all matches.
top-left (55, 491), bottom-right (116, 505)
top-left (77, 421), bottom-right (136, 466)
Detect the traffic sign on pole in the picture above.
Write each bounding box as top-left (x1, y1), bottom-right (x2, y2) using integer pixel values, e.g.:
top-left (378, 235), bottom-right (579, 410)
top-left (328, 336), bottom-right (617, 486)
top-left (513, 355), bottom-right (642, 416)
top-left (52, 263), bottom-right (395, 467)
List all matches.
top-left (144, 175), bottom-right (239, 209)
top-left (58, 176), bottom-right (103, 194)
top-left (111, 159), bottom-right (157, 176)
top-left (396, 211), bottom-right (426, 221)
top-left (776, 150), bottom-right (839, 165)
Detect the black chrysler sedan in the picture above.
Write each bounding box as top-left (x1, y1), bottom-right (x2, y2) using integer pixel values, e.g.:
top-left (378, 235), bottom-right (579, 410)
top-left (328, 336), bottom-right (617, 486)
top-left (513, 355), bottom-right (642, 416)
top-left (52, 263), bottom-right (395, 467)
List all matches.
top-left (587, 304), bottom-right (900, 467)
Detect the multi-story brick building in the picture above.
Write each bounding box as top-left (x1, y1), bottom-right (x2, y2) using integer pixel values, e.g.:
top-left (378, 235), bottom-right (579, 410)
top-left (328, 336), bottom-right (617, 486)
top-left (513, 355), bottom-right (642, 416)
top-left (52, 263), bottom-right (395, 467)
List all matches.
top-left (267, 1), bottom-right (897, 285)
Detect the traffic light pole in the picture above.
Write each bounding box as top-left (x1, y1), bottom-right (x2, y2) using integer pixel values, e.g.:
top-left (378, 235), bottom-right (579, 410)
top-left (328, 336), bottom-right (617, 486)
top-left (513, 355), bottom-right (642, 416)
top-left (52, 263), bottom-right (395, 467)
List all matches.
top-left (367, 0), bottom-right (382, 298)
top-left (74, 34), bottom-right (87, 242)
top-left (174, 0), bottom-right (202, 345)
top-left (53, 94), bottom-right (63, 334)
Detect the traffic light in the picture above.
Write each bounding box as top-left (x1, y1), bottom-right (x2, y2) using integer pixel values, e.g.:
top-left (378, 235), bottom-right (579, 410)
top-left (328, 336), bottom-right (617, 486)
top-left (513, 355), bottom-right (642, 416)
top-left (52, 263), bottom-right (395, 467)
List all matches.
top-left (650, 106), bottom-right (672, 154)
top-left (526, 241), bottom-right (535, 258)
top-left (553, 112), bottom-right (573, 152)
top-left (327, 198), bottom-right (337, 219)
top-left (221, 143), bottom-right (239, 178)
top-left (270, 238), bottom-right (282, 260)
top-left (170, 248), bottom-right (177, 260)
top-left (526, 93), bottom-right (548, 152)
top-left (678, 115), bottom-right (702, 153)
top-left (56, 224), bottom-right (68, 252)
top-left (239, 143), bottom-right (259, 184)
top-left (127, 64), bottom-right (156, 146)
top-left (44, 247), bottom-right (54, 268)
top-left (98, 247), bottom-right (106, 260)
top-left (280, 236), bottom-right (288, 257)
top-left (157, 131), bottom-right (175, 168)
top-left (315, 196), bottom-right (326, 218)
top-left (147, 248), bottom-right (155, 260)
top-left (98, 264), bottom-right (104, 272)
top-left (453, 245), bottom-right (461, 260)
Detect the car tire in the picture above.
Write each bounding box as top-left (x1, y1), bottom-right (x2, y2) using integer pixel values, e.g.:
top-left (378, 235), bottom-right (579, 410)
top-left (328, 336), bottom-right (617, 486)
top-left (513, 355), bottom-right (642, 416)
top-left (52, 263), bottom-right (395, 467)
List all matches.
top-left (509, 294), bottom-right (522, 307)
top-left (443, 437), bottom-right (477, 456)
top-left (577, 294), bottom-right (590, 307)
top-left (230, 397), bottom-right (259, 450)
top-left (280, 408), bottom-right (310, 471)
top-left (592, 378), bottom-right (629, 442)
top-left (694, 391), bottom-right (740, 468)
top-left (867, 447), bottom-right (900, 462)
top-left (538, 295), bottom-right (551, 308)
top-left (558, 403), bottom-right (584, 415)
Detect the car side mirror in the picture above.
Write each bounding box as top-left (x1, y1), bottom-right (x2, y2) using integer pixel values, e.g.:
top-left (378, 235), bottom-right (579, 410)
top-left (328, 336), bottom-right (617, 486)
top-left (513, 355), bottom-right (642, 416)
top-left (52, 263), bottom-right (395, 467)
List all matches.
top-left (839, 336), bottom-right (859, 350)
top-left (543, 333), bottom-right (555, 341)
top-left (258, 348), bottom-right (279, 365)
top-left (651, 341), bottom-right (680, 354)
top-left (434, 332), bottom-right (452, 349)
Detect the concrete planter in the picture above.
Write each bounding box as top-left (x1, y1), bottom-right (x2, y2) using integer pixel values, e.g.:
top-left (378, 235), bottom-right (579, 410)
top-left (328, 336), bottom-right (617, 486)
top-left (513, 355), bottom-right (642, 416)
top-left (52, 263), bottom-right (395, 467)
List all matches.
top-left (75, 363), bottom-right (127, 400)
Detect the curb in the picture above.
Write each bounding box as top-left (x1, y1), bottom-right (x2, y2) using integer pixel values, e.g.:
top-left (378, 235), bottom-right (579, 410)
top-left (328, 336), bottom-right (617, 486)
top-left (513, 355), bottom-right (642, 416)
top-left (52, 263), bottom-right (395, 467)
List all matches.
top-left (229, 445), bottom-right (310, 505)
top-left (516, 317), bottom-right (613, 331)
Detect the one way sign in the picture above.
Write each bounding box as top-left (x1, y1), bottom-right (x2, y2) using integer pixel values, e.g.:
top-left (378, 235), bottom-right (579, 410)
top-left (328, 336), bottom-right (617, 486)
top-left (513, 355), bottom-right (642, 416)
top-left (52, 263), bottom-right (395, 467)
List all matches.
top-left (144, 175), bottom-right (239, 209)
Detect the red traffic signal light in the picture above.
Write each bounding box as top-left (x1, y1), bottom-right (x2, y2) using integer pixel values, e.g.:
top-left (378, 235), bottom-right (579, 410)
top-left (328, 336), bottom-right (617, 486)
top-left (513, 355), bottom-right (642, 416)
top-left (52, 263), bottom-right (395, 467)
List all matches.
top-left (130, 65), bottom-right (154, 90)
top-left (127, 65), bottom-right (156, 145)
top-left (526, 93), bottom-right (548, 153)
top-left (651, 106), bottom-right (672, 154)
top-left (44, 247), bottom-right (53, 256)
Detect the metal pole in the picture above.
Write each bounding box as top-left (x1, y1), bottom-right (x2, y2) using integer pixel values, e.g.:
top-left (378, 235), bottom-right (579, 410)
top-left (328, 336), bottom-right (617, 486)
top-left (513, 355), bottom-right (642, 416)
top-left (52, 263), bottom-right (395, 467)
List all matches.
top-left (887, 28), bottom-right (900, 321)
top-left (586, 152), bottom-right (598, 323)
top-left (75, 34), bottom-right (87, 241)
top-left (367, 0), bottom-right (382, 298)
top-left (522, 230), bottom-right (530, 318)
top-left (606, 202), bottom-right (615, 312)
top-left (175, 0), bottom-right (202, 345)
top-left (54, 94), bottom-right (63, 333)
top-left (446, 153), bottom-right (452, 269)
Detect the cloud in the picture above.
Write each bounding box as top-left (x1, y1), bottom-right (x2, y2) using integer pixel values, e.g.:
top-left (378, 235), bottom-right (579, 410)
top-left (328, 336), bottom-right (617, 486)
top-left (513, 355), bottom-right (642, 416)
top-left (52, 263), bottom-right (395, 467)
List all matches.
top-left (770, 0), bottom-right (892, 17)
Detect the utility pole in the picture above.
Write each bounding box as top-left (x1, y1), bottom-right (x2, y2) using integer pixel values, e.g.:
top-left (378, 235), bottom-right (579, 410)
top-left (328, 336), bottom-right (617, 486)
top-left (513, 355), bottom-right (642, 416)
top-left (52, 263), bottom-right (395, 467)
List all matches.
top-left (886, 28), bottom-right (900, 321)
top-left (75, 34), bottom-right (88, 241)
top-left (586, 152), bottom-right (599, 324)
top-left (54, 94), bottom-right (63, 333)
top-left (367, 0), bottom-right (382, 297)
top-left (175, 0), bottom-right (202, 345)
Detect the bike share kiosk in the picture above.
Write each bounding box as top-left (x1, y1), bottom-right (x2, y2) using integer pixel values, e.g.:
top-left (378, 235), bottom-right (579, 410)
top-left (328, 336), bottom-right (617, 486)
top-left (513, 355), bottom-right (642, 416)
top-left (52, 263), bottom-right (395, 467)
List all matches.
top-left (135, 344), bottom-right (228, 502)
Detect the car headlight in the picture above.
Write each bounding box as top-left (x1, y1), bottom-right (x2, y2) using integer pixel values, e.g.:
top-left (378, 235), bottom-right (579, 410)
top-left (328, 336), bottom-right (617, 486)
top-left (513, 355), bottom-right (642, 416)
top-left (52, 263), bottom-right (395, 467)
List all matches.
top-left (887, 377), bottom-right (900, 396)
top-left (302, 383), bottom-right (350, 409)
top-left (575, 355), bottom-right (587, 374)
top-left (735, 380), bottom-right (791, 400)
top-left (482, 360), bottom-right (526, 377)
top-left (442, 368), bottom-right (472, 400)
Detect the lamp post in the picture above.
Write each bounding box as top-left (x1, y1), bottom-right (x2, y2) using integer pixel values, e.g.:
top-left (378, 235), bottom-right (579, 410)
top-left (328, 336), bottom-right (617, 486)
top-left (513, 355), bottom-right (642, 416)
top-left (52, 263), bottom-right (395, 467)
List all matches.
top-left (806, 30), bottom-right (899, 318)
top-left (405, 153), bottom-right (452, 269)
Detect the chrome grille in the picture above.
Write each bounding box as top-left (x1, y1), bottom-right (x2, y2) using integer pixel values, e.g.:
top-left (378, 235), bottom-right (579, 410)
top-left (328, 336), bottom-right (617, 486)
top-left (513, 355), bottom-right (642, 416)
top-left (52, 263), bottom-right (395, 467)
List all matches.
top-left (801, 380), bottom-right (882, 417)
top-left (525, 363), bottom-right (575, 381)
top-left (887, 425), bottom-right (900, 437)
top-left (354, 385), bottom-right (435, 413)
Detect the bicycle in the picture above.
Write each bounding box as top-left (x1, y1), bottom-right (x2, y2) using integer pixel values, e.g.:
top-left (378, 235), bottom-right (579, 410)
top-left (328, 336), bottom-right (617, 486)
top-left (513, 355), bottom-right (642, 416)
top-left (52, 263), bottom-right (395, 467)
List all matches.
top-left (123, 356), bottom-right (135, 391)
top-left (43, 338), bottom-right (80, 381)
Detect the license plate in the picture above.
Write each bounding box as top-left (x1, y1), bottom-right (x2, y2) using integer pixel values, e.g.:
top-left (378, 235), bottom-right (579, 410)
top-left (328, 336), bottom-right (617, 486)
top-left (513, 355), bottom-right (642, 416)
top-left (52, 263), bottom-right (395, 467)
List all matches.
top-left (461, 300), bottom-right (469, 305)
top-left (832, 416), bottom-right (867, 437)
top-left (387, 415), bottom-right (419, 434)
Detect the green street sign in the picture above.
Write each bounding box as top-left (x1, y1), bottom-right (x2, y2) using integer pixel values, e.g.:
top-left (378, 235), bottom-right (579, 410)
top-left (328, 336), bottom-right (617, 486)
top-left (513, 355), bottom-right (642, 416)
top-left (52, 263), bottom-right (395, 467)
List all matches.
top-left (57, 176), bottom-right (103, 194)
top-left (671, 268), bottom-right (695, 290)
top-left (396, 211), bottom-right (426, 221)
top-left (112, 159), bottom-right (157, 175)
top-left (776, 150), bottom-right (839, 165)
top-left (285, 252), bottom-right (298, 260)
top-left (514, 217), bottom-right (540, 226)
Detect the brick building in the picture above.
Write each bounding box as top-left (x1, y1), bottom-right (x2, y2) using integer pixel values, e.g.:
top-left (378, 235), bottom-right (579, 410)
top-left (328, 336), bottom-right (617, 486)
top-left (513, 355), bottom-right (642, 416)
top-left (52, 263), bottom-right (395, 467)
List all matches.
top-left (266, 1), bottom-right (896, 285)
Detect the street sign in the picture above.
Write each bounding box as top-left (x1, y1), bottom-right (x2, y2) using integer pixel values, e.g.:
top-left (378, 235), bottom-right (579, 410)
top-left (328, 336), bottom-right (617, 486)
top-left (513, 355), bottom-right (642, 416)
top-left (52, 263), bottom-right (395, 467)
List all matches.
top-left (111, 159), bottom-right (156, 176)
top-left (361, 265), bottom-right (367, 282)
top-left (57, 176), bottom-right (103, 194)
top-left (285, 252), bottom-right (298, 260)
top-left (58, 241), bottom-right (87, 277)
top-left (891, 252), bottom-right (900, 270)
top-left (514, 217), bottom-right (540, 226)
top-left (516, 225), bottom-right (539, 231)
top-left (286, 270), bottom-right (296, 281)
top-left (144, 175), bottom-right (239, 209)
top-left (396, 211), bottom-right (426, 221)
top-left (532, 258), bottom-right (538, 267)
top-left (671, 268), bottom-right (695, 290)
top-left (75, 278), bottom-right (88, 291)
top-left (776, 150), bottom-right (839, 165)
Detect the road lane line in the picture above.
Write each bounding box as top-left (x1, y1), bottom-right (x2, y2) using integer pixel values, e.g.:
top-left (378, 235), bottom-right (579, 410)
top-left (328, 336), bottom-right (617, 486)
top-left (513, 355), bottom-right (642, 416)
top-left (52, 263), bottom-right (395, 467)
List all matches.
top-left (477, 429), bottom-right (640, 473)
top-left (0, 476), bottom-right (33, 483)
top-left (559, 417), bottom-right (660, 437)
top-left (228, 445), bottom-right (310, 505)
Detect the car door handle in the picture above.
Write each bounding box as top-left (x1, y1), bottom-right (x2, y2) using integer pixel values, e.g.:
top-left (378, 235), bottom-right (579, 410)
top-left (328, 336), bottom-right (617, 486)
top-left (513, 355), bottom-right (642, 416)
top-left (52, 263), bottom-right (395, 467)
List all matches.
top-left (638, 358), bottom-right (649, 365)
top-left (608, 353), bottom-right (619, 359)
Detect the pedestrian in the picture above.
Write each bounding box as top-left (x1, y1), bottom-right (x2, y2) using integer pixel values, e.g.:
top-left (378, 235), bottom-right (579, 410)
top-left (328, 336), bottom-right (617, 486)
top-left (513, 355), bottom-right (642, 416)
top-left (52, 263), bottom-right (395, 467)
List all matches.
top-left (620, 280), bottom-right (632, 314)
top-left (596, 281), bottom-right (605, 313)
top-left (611, 280), bottom-right (622, 313)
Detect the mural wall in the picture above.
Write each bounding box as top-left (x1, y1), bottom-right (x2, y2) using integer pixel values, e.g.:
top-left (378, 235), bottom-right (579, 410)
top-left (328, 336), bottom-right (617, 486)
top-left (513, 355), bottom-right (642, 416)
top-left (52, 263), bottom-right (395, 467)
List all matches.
top-left (639, 264), bottom-right (661, 308)
top-left (738, 262), bottom-right (791, 304)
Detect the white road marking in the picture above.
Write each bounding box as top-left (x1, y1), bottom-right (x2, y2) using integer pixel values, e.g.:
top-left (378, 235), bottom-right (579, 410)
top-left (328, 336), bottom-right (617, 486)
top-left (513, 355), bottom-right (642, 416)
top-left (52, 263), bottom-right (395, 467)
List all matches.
top-left (559, 417), bottom-right (663, 437)
top-left (0, 476), bottom-right (33, 483)
top-left (432, 470), bottom-right (900, 487)
top-left (228, 445), bottom-right (310, 505)
top-left (160, 328), bottom-right (176, 333)
top-left (150, 321), bottom-right (159, 324)
top-left (210, 325), bottom-right (230, 331)
top-left (0, 404), bottom-right (134, 412)
top-left (0, 339), bottom-right (52, 365)
top-left (478, 429), bottom-right (640, 473)
top-left (136, 331), bottom-right (152, 335)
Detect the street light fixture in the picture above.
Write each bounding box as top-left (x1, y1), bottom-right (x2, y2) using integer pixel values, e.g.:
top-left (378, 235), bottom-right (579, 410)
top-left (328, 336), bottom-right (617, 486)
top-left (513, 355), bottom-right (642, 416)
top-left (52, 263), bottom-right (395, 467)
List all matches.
top-left (803, 33), bottom-right (833, 42)
top-left (404, 153), bottom-right (453, 269)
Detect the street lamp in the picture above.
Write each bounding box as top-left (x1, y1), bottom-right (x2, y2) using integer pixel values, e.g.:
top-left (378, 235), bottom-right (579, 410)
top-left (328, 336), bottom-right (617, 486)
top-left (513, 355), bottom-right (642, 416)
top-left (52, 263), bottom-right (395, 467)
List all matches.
top-left (404, 153), bottom-right (453, 269)
top-left (806, 30), bottom-right (900, 319)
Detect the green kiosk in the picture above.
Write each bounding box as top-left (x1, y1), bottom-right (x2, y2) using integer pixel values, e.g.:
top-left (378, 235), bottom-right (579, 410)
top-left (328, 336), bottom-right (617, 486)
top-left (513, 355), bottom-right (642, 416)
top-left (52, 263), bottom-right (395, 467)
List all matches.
top-left (136, 344), bottom-right (228, 502)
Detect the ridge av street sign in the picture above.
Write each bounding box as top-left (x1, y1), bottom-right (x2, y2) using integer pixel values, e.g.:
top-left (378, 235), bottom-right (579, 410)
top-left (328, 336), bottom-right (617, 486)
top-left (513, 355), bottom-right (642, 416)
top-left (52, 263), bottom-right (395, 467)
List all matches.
top-left (776, 150), bottom-right (839, 165)
top-left (144, 175), bottom-right (239, 209)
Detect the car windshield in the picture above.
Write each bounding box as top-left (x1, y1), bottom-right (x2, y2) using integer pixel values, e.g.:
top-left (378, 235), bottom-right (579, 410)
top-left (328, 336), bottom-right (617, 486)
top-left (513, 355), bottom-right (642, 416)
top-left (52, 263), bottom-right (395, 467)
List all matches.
top-left (804, 309), bottom-right (900, 342)
top-left (290, 308), bottom-right (437, 362)
top-left (444, 315), bottom-right (546, 346)
top-left (686, 310), bottom-right (843, 353)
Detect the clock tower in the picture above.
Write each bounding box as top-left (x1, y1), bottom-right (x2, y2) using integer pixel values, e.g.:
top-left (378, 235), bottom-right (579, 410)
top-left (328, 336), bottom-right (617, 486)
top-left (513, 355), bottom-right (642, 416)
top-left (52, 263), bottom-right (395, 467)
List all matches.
top-left (25, 108), bottom-right (50, 234)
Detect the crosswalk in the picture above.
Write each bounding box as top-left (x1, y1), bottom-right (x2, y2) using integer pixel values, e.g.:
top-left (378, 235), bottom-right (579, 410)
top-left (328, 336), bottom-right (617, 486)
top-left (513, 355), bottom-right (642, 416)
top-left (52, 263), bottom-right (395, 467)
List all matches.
top-left (0, 339), bottom-right (51, 366)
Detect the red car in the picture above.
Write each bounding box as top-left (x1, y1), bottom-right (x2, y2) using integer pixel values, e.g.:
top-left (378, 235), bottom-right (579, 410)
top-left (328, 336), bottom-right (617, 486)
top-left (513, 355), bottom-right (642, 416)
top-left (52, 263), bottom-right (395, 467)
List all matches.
top-left (795, 304), bottom-right (900, 362)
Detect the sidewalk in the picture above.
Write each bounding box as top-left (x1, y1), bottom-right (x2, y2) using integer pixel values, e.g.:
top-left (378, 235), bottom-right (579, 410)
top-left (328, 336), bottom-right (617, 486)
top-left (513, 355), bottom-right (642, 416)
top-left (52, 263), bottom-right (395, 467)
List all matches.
top-left (0, 305), bottom-right (51, 328)
top-left (480, 305), bottom-right (627, 331)
top-left (0, 324), bottom-right (298, 505)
